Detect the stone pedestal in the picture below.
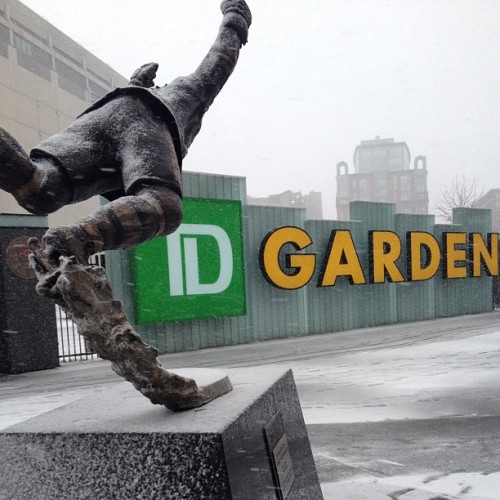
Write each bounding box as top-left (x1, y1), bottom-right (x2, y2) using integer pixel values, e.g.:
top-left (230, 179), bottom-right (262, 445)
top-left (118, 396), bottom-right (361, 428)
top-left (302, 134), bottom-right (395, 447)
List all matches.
top-left (0, 367), bottom-right (323, 499)
top-left (0, 215), bottom-right (59, 373)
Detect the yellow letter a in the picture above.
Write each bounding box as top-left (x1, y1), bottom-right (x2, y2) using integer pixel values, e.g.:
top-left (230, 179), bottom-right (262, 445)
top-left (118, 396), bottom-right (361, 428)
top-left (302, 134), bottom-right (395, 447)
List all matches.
top-left (319, 230), bottom-right (366, 286)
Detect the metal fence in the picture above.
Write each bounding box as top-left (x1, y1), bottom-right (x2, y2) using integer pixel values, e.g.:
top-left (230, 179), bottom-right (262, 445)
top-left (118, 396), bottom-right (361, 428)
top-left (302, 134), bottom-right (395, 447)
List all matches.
top-left (55, 305), bottom-right (96, 362)
top-left (494, 276), bottom-right (500, 310)
top-left (56, 253), bottom-right (105, 362)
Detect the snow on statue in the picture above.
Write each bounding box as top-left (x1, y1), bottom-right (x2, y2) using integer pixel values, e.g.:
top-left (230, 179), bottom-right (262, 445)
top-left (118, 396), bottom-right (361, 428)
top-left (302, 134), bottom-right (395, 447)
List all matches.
top-left (0, 0), bottom-right (252, 411)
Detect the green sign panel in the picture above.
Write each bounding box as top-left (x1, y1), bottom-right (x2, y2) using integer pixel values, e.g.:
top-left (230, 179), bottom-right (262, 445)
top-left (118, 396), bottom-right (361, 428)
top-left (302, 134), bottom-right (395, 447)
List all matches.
top-left (131, 198), bottom-right (246, 324)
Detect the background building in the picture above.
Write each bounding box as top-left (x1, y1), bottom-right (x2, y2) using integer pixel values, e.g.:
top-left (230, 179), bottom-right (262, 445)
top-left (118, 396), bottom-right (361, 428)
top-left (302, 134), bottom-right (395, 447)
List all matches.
top-left (336, 137), bottom-right (428, 220)
top-left (475, 189), bottom-right (500, 233)
top-left (248, 190), bottom-right (323, 219)
top-left (0, 0), bottom-right (127, 227)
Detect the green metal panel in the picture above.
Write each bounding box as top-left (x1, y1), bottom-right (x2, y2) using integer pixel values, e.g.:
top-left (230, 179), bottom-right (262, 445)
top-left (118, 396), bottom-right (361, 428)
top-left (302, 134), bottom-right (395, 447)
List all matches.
top-left (452, 207), bottom-right (492, 314)
top-left (350, 201), bottom-right (398, 327)
top-left (246, 205), bottom-right (309, 341)
top-left (433, 209), bottom-right (493, 318)
top-left (433, 223), bottom-right (465, 318)
top-left (0, 214), bottom-right (47, 228)
top-left (182, 171), bottom-right (247, 203)
top-left (305, 219), bottom-right (365, 333)
top-left (395, 214), bottom-right (436, 322)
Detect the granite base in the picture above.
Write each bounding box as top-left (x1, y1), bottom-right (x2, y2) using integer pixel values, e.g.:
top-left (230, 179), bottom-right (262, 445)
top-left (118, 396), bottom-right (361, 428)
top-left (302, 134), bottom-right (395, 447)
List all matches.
top-left (0, 367), bottom-right (322, 499)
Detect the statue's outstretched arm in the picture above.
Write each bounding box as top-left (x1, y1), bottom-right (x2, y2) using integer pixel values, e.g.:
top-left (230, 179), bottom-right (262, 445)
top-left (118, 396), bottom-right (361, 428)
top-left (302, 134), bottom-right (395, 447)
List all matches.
top-left (190, 0), bottom-right (252, 84)
top-left (160, 0), bottom-right (252, 153)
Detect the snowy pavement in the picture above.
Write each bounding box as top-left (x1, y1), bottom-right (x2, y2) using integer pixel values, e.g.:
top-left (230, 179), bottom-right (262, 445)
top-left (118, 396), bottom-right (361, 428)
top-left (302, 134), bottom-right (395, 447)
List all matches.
top-left (297, 320), bottom-right (500, 499)
top-left (2, 312), bottom-right (500, 499)
top-left (296, 327), bottom-right (500, 424)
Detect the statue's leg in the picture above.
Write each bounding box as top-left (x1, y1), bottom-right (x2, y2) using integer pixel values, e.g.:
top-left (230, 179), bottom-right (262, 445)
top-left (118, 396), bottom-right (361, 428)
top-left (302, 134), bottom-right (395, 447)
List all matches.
top-left (40, 114), bottom-right (183, 264)
top-left (0, 127), bottom-right (71, 215)
top-left (42, 185), bottom-right (182, 264)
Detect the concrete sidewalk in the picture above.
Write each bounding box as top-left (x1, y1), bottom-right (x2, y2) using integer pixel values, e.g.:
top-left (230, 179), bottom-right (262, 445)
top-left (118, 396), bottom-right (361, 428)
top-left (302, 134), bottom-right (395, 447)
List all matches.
top-left (2, 311), bottom-right (500, 499)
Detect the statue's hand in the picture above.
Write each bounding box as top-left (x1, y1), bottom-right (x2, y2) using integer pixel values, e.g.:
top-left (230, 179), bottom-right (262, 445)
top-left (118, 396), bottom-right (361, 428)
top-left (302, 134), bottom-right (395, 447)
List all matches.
top-left (221, 0), bottom-right (252, 28)
top-left (129, 62), bottom-right (159, 88)
top-left (42, 227), bottom-right (92, 267)
top-left (28, 238), bottom-right (67, 306)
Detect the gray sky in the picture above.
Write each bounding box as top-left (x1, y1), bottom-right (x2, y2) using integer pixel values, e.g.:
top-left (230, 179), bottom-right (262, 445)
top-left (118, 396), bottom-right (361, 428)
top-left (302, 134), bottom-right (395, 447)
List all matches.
top-left (21, 0), bottom-right (500, 218)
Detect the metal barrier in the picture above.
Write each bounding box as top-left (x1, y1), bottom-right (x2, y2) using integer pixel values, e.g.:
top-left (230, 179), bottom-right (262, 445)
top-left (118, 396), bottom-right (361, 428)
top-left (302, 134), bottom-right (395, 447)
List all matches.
top-left (494, 276), bottom-right (500, 310)
top-left (56, 253), bottom-right (105, 362)
top-left (56, 305), bottom-right (97, 362)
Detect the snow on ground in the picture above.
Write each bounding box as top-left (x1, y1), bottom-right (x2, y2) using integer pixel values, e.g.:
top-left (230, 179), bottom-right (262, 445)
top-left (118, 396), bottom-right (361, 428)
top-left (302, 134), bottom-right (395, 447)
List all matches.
top-left (3, 323), bottom-right (500, 498)
top-left (322, 471), bottom-right (500, 500)
top-left (294, 330), bottom-right (500, 425)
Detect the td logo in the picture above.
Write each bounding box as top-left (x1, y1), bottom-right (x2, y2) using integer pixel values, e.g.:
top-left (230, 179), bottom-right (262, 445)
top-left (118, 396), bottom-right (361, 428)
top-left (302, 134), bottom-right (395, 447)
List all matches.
top-left (167, 224), bottom-right (233, 296)
top-left (131, 198), bottom-right (246, 324)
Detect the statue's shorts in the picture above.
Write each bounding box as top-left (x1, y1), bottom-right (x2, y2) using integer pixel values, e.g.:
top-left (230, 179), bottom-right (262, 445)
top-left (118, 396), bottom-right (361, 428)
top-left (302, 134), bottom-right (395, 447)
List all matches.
top-left (30, 95), bottom-right (182, 203)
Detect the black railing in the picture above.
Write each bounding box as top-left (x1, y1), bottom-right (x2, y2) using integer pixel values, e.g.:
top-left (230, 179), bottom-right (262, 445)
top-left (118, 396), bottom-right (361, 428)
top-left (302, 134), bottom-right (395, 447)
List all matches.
top-left (494, 276), bottom-right (500, 310)
top-left (56, 253), bottom-right (104, 362)
top-left (56, 305), bottom-right (97, 362)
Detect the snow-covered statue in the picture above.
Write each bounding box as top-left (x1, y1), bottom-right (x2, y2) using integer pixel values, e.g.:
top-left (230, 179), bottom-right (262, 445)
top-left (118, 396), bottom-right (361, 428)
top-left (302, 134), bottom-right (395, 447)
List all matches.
top-left (0, 0), bottom-right (252, 411)
top-left (0, 0), bottom-right (251, 265)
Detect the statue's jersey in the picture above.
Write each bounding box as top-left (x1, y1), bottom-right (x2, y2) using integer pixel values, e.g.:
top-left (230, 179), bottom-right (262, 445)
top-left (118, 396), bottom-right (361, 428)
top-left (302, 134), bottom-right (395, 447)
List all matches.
top-left (30, 12), bottom-right (246, 203)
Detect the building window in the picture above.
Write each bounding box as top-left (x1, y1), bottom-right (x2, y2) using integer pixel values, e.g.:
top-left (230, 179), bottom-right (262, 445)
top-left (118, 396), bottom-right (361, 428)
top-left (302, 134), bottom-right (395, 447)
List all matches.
top-left (390, 146), bottom-right (401, 157)
top-left (14, 33), bottom-right (52, 81)
top-left (87, 68), bottom-right (111, 87)
top-left (89, 80), bottom-right (107, 102)
top-left (400, 175), bottom-right (411, 190)
top-left (11, 19), bottom-right (49, 46)
top-left (0, 24), bottom-right (8, 58)
top-left (359, 178), bottom-right (370, 198)
top-left (376, 176), bottom-right (388, 197)
top-left (372, 148), bottom-right (385, 158)
top-left (54, 46), bottom-right (83, 68)
top-left (14, 33), bottom-right (31, 56)
top-left (56, 59), bottom-right (86, 100)
top-left (399, 175), bottom-right (412, 201)
top-left (415, 175), bottom-right (426, 193)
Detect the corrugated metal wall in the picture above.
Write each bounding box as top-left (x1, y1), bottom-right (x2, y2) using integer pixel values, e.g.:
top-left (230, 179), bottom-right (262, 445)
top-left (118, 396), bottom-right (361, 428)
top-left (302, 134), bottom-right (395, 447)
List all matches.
top-left (247, 205), bottom-right (309, 340)
top-left (395, 213), bottom-right (436, 323)
top-left (106, 172), bottom-right (494, 354)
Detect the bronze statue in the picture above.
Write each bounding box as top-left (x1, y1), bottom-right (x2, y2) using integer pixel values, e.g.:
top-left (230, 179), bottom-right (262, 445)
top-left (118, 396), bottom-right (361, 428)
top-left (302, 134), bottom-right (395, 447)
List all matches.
top-left (0, 0), bottom-right (251, 265)
top-left (0, 0), bottom-right (252, 410)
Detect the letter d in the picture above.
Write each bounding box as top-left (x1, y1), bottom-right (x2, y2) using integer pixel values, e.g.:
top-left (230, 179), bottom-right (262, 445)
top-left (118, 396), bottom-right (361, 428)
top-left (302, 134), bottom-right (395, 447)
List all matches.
top-left (167, 224), bottom-right (233, 296)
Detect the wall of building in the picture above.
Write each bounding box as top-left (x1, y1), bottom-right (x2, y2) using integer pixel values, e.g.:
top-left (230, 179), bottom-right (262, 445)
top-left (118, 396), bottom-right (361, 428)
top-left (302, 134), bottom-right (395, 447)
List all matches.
top-left (107, 171), bottom-right (493, 354)
top-left (248, 190), bottom-right (323, 220)
top-left (353, 138), bottom-right (411, 173)
top-left (0, 0), bottom-right (127, 227)
top-left (336, 138), bottom-right (429, 219)
top-left (476, 189), bottom-right (500, 233)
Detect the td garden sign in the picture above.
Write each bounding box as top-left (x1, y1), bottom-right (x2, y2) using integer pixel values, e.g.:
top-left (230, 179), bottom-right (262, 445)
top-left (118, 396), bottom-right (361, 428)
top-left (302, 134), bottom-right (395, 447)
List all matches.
top-left (130, 195), bottom-right (497, 325)
top-left (260, 227), bottom-right (499, 290)
top-left (131, 198), bottom-right (246, 324)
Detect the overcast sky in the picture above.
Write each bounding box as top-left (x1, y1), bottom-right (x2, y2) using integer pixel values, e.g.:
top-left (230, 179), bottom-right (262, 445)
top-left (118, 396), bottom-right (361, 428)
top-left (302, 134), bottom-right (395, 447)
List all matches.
top-left (20, 0), bottom-right (500, 218)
